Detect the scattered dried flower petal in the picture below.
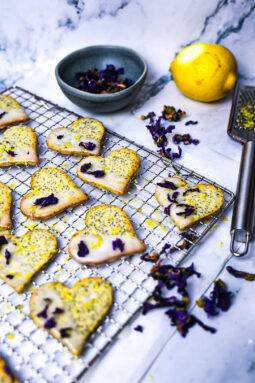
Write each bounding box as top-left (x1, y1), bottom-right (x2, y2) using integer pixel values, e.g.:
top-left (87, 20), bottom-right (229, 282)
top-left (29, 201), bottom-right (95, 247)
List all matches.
top-left (134, 325), bottom-right (144, 333)
top-left (226, 265), bottom-right (255, 281)
top-left (112, 238), bottom-right (125, 252)
top-left (34, 194), bottom-right (59, 208)
top-left (77, 241), bottom-right (89, 257)
top-left (75, 64), bottom-right (133, 94)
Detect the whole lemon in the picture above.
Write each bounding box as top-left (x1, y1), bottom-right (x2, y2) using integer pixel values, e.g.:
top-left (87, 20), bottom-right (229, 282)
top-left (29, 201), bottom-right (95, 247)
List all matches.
top-left (170, 42), bottom-right (237, 102)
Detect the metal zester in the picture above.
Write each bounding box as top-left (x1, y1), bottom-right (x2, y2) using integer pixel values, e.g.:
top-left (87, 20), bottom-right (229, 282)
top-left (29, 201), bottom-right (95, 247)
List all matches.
top-left (227, 84), bottom-right (255, 256)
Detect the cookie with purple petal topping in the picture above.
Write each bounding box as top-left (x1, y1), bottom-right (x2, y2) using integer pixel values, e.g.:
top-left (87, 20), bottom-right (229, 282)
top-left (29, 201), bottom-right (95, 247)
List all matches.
top-left (46, 117), bottom-right (105, 156)
top-left (0, 229), bottom-right (58, 293)
top-left (77, 148), bottom-right (140, 195)
top-left (30, 277), bottom-right (113, 355)
top-left (155, 176), bottom-right (224, 230)
top-left (69, 204), bottom-right (146, 265)
top-left (0, 182), bottom-right (12, 230)
top-left (0, 357), bottom-right (20, 382)
top-left (0, 125), bottom-right (38, 167)
top-left (0, 94), bottom-right (29, 129)
top-left (20, 167), bottom-right (88, 219)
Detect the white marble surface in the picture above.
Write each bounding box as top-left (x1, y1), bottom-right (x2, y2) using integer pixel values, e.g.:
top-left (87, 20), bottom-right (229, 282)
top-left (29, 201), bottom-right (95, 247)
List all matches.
top-left (1, 0), bottom-right (255, 382)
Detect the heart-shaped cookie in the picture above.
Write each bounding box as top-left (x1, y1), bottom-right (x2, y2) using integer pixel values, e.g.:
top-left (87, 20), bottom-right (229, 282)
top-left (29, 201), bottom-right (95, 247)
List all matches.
top-left (46, 117), bottom-right (105, 156)
top-left (20, 167), bottom-right (88, 219)
top-left (155, 176), bottom-right (224, 230)
top-left (0, 229), bottom-right (58, 293)
top-left (69, 204), bottom-right (146, 265)
top-left (77, 148), bottom-right (140, 195)
top-left (0, 125), bottom-right (39, 167)
top-left (0, 94), bottom-right (29, 129)
top-left (0, 182), bottom-right (12, 230)
top-left (0, 357), bottom-right (20, 382)
top-left (30, 277), bottom-right (113, 355)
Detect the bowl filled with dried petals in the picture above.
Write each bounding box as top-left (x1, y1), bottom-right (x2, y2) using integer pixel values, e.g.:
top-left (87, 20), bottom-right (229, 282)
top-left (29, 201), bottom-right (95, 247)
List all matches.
top-left (55, 45), bottom-right (147, 113)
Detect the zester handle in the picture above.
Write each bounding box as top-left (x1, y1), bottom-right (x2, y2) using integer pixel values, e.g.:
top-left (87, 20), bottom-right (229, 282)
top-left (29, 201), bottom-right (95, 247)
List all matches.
top-left (231, 141), bottom-right (255, 256)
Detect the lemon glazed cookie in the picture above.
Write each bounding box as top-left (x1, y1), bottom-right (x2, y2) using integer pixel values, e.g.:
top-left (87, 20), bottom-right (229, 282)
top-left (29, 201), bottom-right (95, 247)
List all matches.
top-left (30, 277), bottom-right (113, 355)
top-left (0, 357), bottom-right (20, 382)
top-left (77, 147), bottom-right (140, 195)
top-left (155, 176), bottom-right (224, 230)
top-left (0, 94), bottom-right (29, 129)
top-left (46, 117), bottom-right (105, 156)
top-left (0, 182), bottom-right (12, 230)
top-left (0, 125), bottom-right (39, 167)
top-left (69, 204), bottom-right (146, 265)
top-left (20, 167), bottom-right (88, 220)
top-left (0, 229), bottom-right (58, 293)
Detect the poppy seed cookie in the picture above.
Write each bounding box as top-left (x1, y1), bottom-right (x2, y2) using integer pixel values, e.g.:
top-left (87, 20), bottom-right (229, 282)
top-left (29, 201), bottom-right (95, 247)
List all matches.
top-left (30, 277), bottom-right (113, 355)
top-left (0, 94), bottom-right (29, 129)
top-left (46, 117), bottom-right (105, 156)
top-left (69, 204), bottom-right (146, 265)
top-left (156, 176), bottom-right (224, 230)
top-left (0, 125), bottom-right (39, 167)
top-left (20, 167), bottom-right (88, 219)
top-left (0, 229), bottom-right (58, 293)
top-left (0, 357), bottom-right (20, 382)
top-left (0, 182), bottom-right (12, 230)
top-left (77, 148), bottom-right (140, 195)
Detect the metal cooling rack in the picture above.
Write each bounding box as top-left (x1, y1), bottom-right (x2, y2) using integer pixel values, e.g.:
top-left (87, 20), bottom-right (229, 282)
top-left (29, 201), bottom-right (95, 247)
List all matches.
top-left (0, 86), bottom-right (234, 383)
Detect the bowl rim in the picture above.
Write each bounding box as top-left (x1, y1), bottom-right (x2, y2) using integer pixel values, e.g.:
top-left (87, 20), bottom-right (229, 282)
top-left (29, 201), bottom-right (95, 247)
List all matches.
top-left (55, 44), bottom-right (147, 100)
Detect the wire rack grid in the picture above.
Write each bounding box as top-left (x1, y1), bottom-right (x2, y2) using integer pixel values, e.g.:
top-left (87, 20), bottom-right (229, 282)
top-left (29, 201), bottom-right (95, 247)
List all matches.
top-left (0, 86), bottom-right (234, 383)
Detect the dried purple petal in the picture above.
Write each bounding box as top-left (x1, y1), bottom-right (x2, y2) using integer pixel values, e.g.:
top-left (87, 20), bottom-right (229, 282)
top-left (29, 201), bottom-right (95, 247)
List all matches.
top-left (80, 162), bottom-right (105, 178)
top-left (140, 111), bottom-right (156, 121)
top-left (213, 279), bottom-right (233, 312)
top-left (80, 162), bottom-right (92, 173)
top-left (4, 249), bottom-right (11, 265)
top-left (34, 194), bottom-right (59, 208)
top-left (79, 142), bottom-right (96, 151)
top-left (176, 204), bottom-right (194, 218)
top-left (165, 307), bottom-right (216, 337)
top-left (37, 305), bottom-right (50, 319)
top-left (226, 265), bottom-right (255, 281)
top-left (77, 241), bottom-right (89, 257)
top-left (57, 135), bottom-right (64, 139)
top-left (196, 296), bottom-right (219, 316)
top-left (164, 205), bottom-right (172, 216)
top-left (75, 64), bottom-right (133, 94)
top-left (167, 191), bottom-right (179, 202)
top-left (157, 181), bottom-right (177, 190)
top-left (162, 106), bottom-right (186, 122)
top-left (112, 238), bottom-right (125, 252)
top-left (134, 325), bottom-right (143, 333)
top-left (197, 279), bottom-right (233, 317)
top-left (88, 170), bottom-right (105, 178)
top-left (185, 120), bottom-right (198, 126)
top-left (44, 317), bottom-right (56, 329)
top-left (141, 252), bottom-right (160, 263)
top-left (60, 327), bottom-right (72, 338)
top-left (6, 150), bottom-right (17, 157)
top-left (172, 133), bottom-right (199, 146)
top-left (176, 232), bottom-right (198, 251)
top-left (171, 146), bottom-right (182, 160)
top-left (160, 243), bottom-right (172, 255)
top-left (0, 236), bottom-right (8, 246)
top-left (150, 263), bottom-right (200, 295)
top-left (0, 111), bottom-right (6, 119)
top-left (53, 307), bottom-right (65, 315)
top-left (183, 188), bottom-right (200, 196)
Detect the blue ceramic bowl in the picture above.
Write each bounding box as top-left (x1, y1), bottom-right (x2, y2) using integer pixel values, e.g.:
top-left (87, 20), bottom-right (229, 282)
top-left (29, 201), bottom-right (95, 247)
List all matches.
top-left (55, 45), bottom-right (147, 113)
